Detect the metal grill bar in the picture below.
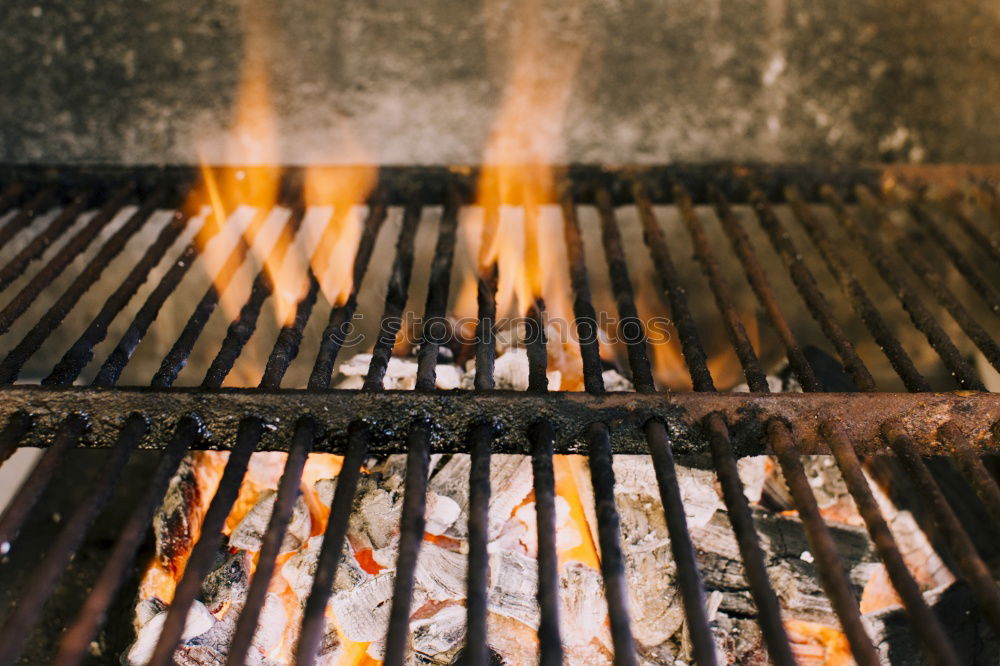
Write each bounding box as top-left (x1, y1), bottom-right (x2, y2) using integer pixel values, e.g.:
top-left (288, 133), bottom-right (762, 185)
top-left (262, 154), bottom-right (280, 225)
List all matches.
top-left (297, 197), bottom-right (422, 665)
top-left (53, 416), bottom-right (197, 666)
top-left (823, 186), bottom-right (985, 390)
top-left (711, 188), bottom-right (820, 391)
top-left (0, 186), bottom-right (57, 250)
top-left (0, 192), bottom-right (90, 293)
top-left (151, 205), bottom-right (272, 387)
top-left (384, 190), bottom-right (459, 666)
top-left (0, 413), bottom-right (148, 665)
top-left (0, 186), bottom-right (171, 384)
top-left (634, 181), bottom-right (797, 665)
top-left (0, 165), bottom-right (995, 666)
top-left (882, 424), bottom-right (1000, 634)
top-left (938, 422), bottom-right (1000, 526)
top-left (768, 421), bottom-right (881, 665)
top-left (908, 196), bottom-right (1000, 316)
top-left (43, 209), bottom-right (195, 385)
top-left (463, 198), bottom-right (499, 666)
top-left (597, 186), bottom-right (717, 665)
top-left (945, 193), bottom-right (1000, 268)
top-left (783, 186), bottom-right (930, 392)
top-left (857, 187), bottom-right (1000, 373)
top-left (149, 192), bottom-right (318, 666)
top-left (675, 182), bottom-right (885, 663)
top-left (738, 184), bottom-right (972, 665)
top-left (0, 184), bottom-right (133, 336)
top-left (561, 183), bottom-right (637, 665)
top-left (530, 419), bottom-right (564, 666)
top-left (675, 183), bottom-right (768, 392)
top-left (823, 421), bottom-right (961, 666)
top-left (227, 195), bottom-right (391, 665)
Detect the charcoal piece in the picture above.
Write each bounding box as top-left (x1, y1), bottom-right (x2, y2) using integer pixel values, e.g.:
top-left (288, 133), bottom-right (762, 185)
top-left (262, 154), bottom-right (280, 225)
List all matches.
top-left (487, 550), bottom-right (539, 629)
top-left (329, 570), bottom-right (395, 642)
top-left (199, 549), bottom-right (251, 614)
top-left (414, 542), bottom-right (467, 603)
top-left (559, 561), bottom-right (612, 655)
top-left (125, 601), bottom-right (215, 666)
top-left (410, 604), bottom-right (466, 661)
top-left (228, 489), bottom-right (311, 553)
top-left (281, 536), bottom-right (369, 601)
top-left (173, 644), bottom-right (225, 665)
top-left (153, 457), bottom-right (203, 575)
top-left (867, 581), bottom-right (999, 664)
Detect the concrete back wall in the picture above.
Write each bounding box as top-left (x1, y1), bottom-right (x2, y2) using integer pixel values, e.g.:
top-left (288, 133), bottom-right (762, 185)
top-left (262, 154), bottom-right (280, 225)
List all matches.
top-left (1, 0), bottom-right (998, 165)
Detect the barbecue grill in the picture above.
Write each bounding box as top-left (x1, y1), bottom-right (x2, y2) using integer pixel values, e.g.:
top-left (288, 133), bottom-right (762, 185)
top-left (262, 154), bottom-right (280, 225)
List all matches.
top-left (0, 163), bottom-right (997, 666)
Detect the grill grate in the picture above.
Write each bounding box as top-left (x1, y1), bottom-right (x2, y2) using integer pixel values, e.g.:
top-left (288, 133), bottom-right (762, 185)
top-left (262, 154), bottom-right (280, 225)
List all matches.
top-left (0, 164), bottom-right (996, 665)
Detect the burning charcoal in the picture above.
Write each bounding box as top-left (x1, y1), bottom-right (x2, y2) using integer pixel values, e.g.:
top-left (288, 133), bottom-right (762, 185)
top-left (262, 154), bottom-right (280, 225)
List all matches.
top-left (336, 353), bottom-right (419, 389)
top-left (486, 612), bottom-right (539, 665)
top-left (410, 604), bottom-right (467, 662)
top-left (488, 550), bottom-right (540, 629)
top-left (737, 455), bottom-right (769, 505)
top-left (434, 364), bottom-right (463, 390)
top-left (461, 348), bottom-right (562, 390)
top-left (314, 615), bottom-right (343, 666)
top-left (245, 451), bottom-right (289, 489)
top-left (559, 562), bottom-right (612, 656)
top-left (427, 455), bottom-right (471, 539)
top-left (512, 496), bottom-right (582, 557)
top-left (282, 536), bottom-right (370, 601)
top-left (349, 474), bottom-right (403, 551)
top-left (414, 542), bottom-right (467, 603)
top-left (361, 638), bottom-right (384, 661)
top-left (314, 477), bottom-right (337, 507)
top-left (601, 368), bottom-right (633, 392)
top-left (250, 593), bottom-right (286, 659)
top-left (135, 597), bottom-right (167, 628)
top-left (864, 581), bottom-right (999, 663)
top-left (229, 489), bottom-right (311, 553)
top-left (864, 469), bottom-right (954, 591)
top-left (490, 516), bottom-right (529, 555)
top-left (125, 601), bottom-right (215, 666)
top-left (173, 644), bottom-right (225, 665)
top-left (200, 549), bottom-right (251, 614)
top-left (330, 570), bottom-right (396, 642)
top-left (424, 491), bottom-right (461, 535)
top-left (154, 457), bottom-right (204, 575)
top-left (486, 455), bottom-right (534, 540)
top-left (613, 456), bottom-right (721, 529)
top-left (613, 458), bottom-right (722, 648)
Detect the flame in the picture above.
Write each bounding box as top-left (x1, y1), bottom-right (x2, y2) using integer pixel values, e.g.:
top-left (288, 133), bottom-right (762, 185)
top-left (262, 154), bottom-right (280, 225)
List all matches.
top-left (554, 456), bottom-right (601, 570)
top-left (470, 0), bottom-right (584, 386)
top-left (183, 6), bottom-right (375, 331)
top-left (784, 619), bottom-right (853, 665)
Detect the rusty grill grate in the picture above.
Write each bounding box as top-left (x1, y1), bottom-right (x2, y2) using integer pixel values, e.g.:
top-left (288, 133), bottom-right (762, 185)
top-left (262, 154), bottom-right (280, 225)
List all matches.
top-left (0, 164), bottom-right (997, 665)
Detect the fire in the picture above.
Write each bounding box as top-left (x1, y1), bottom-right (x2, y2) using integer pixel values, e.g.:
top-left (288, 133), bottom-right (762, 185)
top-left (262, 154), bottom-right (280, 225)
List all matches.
top-left (470, 0), bottom-right (585, 388)
top-left (183, 4), bottom-right (375, 332)
top-left (784, 619), bottom-right (853, 665)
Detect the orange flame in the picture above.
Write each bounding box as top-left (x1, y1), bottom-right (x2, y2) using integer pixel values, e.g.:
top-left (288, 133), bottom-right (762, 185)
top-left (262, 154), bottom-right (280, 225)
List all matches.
top-left (470, 0), bottom-right (584, 386)
top-left (184, 7), bottom-right (375, 330)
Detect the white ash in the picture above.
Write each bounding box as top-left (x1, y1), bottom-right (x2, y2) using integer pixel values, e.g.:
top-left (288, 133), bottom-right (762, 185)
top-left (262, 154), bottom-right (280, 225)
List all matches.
top-left (410, 604), bottom-right (467, 660)
top-left (126, 601), bottom-right (215, 666)
top-left (330, 571), bottom-right (396, 642)
top-left (229, 490), bottom-right (311, 553)
top-left (413, 542), bottom-right (468, 603)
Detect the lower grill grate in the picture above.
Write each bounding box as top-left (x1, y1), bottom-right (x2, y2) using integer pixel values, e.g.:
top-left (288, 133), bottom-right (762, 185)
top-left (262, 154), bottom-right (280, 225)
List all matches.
top-left (0, 164), bottom-right (996, 665)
